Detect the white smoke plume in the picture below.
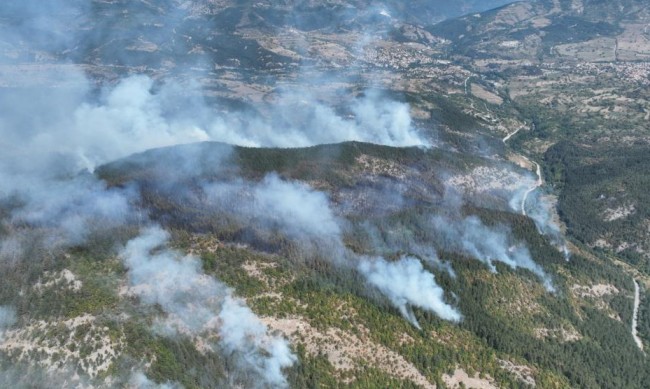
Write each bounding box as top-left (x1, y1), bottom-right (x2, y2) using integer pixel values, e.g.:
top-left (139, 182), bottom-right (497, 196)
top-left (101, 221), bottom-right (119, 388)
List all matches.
top-left (357, 219), bottom-right (458, 278)
top-left (0, 0), bottom-right (427, 253)
top-left (0, 167), bottom-right (139, 260)
top-left (1, 72), bottom-right (425, 179)
top-left (0, 0), bottom-right (428, 263)
top-left (226, 88), bottom-right (426, 148)
top-left (121, 226), bottom-right (296, 388)
top-left (507, 176), bottom-right (538, 215)
top-left (0, 306), bottom-right (16, 334)
top-left (0, 71), bottom-right (425, 261)
top-left (358, 256), bottom-right (462, 328)
top-left (128, 371), bottom-right (181, 389)
top-left (202, 173), bottom-right (345, 256)
top-left (0, 237), bottom-right (23, 264)
top-left (0, 364), bottom-right (92, 389)
top-left (9, 176), bottom-right (137, 247)
top-left (78, 75), bottom-right (427, 150)
top-left (431, 215), bottom-right (555, 292)
top-left (0, 74), bottom-right (214, 177)
top-left (409, 246), bottom-right (457, 279)
top-left (0, 68), bottom-right (425, 256)
top-left (506, 164), bottom-right (570, 260)
top-left (249, 174), bottom-right (343, 239)
top-left (525, 192), bottom-right (571, 260)
top-left (202, 174), bottom-right (461, 326)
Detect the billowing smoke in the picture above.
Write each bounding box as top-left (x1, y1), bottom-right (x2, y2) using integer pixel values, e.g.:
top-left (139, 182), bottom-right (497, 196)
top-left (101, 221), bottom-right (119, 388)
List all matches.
top-left (507, 176), bottom-right (538, 216)
top-left (0, 364), bottom-right (90, 389)
top-left (128, 371), bottom-right (181, 389)
top-left (410, 246), bottom-right (457, 279)
top-left (205, 174), bottom-right (342, 238)
top-left (0, 306), bottom-right (16, 334)
top-left (0, 69), bottom-right (424, 261)
top-left (121, 226), bottom-right (296, 388)
top-left (0, 0), bottom-right (428, 258)
top-left (201, 174), bottom-right (461, 326)
top-left (72, 76), bottom-right (216, 171)
top-left (233, 88), bottom-right (425, 148)
top-left (358, 256), bottom-right (462, 328)
top-left (0, 74), bottom-right (211, 178)
top-left (431, 215), bottom-right (555, 292)
top-left (8, 176), bottom-right (137, 248)
top-left (0, 237), bottom-right (23, 263)
top-left (0, 72), bottom-right (425, 181)
top-left (0, 167), bottom-right (139, 260)
top-left (0, 67), bottom-right (425, 255)
top-left (201, 173), bottom-right (346, 258)
top-left (355, 219), bottom-right (458, 278)
top-left (218, 296), bottom-right (297, 386)
top-left (0, 0), bottom-right (89, 64)
top-left (525, 192), bottom-right (571, 260)
top-left (506, 164), bottom-right (570, 260)
top-left (250, 175), bottom-right (342, 238)
top-left (83, 75), bottom-right (427, 149)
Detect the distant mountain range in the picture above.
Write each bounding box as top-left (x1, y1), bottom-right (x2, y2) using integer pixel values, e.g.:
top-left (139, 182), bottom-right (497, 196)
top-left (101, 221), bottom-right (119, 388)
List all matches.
top-left (430, 0), bottom-right (650, 61)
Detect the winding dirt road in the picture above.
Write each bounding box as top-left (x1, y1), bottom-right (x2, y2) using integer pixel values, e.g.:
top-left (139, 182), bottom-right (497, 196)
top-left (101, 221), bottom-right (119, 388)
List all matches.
top-left (502, 126), bottom-right (521, 143)
top-left (520, 160), bottom-right (542, 217)
top-left (502, 127), bottom-right (542, 216)
top-left (503, 127), bottom-right (643, 351)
